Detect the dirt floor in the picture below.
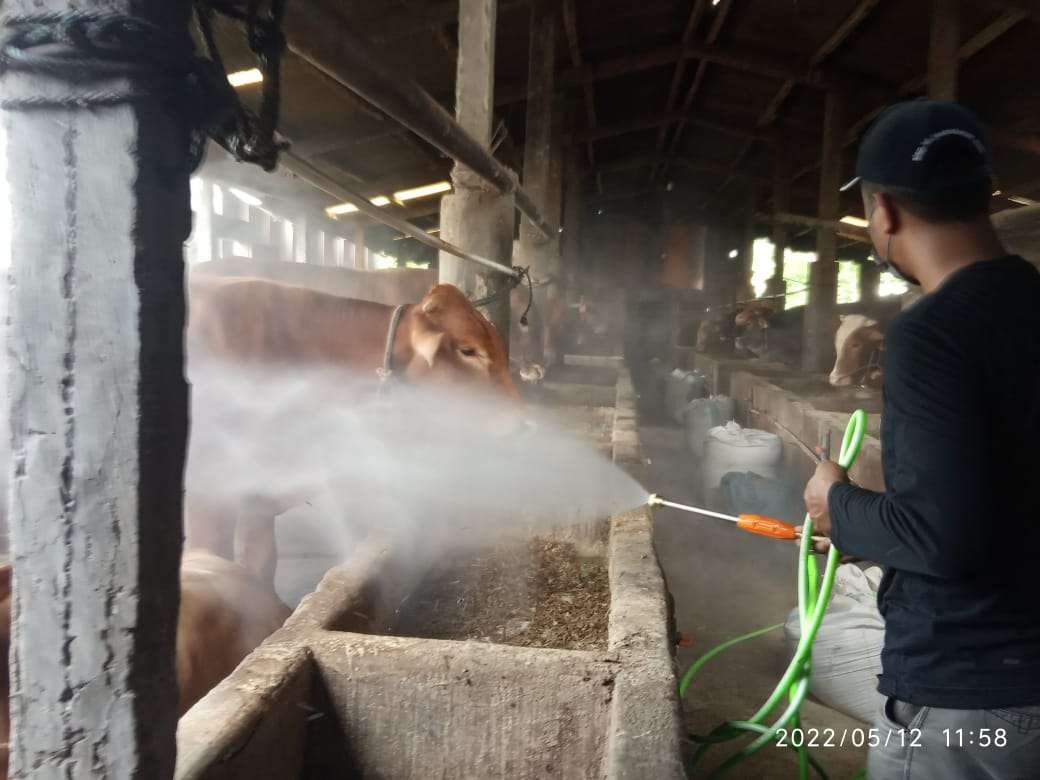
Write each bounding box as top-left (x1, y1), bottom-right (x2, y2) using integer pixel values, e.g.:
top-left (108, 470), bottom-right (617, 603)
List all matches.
top-left (387, 534), bottom-right (609, 651)
top-left (640, 421), bottom-right (869, 779)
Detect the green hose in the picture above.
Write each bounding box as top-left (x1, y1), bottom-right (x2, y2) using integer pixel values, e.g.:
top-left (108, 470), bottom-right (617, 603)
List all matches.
top-left (681, 409), bottom-right (868, 779)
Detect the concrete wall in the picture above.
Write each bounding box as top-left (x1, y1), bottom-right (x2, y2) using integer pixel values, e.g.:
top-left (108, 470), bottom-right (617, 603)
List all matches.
top-left (174, 366), bottom-right (682, 779)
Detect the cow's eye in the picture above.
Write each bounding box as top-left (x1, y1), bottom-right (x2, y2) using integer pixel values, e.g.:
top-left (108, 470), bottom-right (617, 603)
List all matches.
top-left (460, 346), bottom-right (478, 357)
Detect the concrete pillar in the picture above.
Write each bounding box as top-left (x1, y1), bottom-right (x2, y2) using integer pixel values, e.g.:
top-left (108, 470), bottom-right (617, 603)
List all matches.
top-left (860, 261), bottom-right (881, 304)
top-left (803, 91), bottom-right (846, 373)
top-left (440, 0), bottom-right (515, 342)
top-left (928, 0), bottom-right (960, 100)
top-left (2, 1), bottom-right (190, 775)
top-left (767, 154), bottom-right (790, 297)
top-left (353, 224), bottom-right (366, 269)
top-left (518, 0), bottom-right (562, 365)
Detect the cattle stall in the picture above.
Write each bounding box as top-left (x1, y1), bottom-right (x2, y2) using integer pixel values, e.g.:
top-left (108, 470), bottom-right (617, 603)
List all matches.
top-left (6, 0), bottom-right (1040, 776)
top-left (175, 364), bottom-right (683, 779)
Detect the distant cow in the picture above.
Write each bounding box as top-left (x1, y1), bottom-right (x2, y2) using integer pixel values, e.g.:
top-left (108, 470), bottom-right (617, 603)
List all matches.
top-left (829, 314), bottom-right (884, 387)
top-left (186, 278), bottom-right (520, 584)
top-left (0, 552), bottom-right (290, 778)
top-left (695, 308), bottom-right (737, 354)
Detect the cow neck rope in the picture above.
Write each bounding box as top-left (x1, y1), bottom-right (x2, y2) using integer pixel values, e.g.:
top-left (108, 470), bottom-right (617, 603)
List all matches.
top-left (377, 304), bottom-right (409, 393)
top-left (680, 409), bottom-right (868, 780)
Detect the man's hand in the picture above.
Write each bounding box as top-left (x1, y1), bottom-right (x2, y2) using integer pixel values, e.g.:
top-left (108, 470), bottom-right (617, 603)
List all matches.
top-left (802, 460), bottom-right (848, 537)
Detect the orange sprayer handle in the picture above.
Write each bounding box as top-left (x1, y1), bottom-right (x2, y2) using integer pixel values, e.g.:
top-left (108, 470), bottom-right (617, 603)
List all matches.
top-left (736, 514), bottom-right (798, 540)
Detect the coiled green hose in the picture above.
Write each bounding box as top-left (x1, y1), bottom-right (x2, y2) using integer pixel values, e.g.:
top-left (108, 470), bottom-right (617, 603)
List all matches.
top-left (682, 409), bottom-right (868, 779)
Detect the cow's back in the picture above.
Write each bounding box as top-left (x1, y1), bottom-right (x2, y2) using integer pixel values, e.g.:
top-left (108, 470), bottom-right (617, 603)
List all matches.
top-left (191, 257), bottom-right (435, 306)
top-left (187, 276), bottom-right (391, 366)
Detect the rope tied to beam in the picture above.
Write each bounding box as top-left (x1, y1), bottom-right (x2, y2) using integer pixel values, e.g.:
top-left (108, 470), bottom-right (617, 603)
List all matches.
top-left (470, 266), bottom-right (542, 327)
top-left (0, 3), bottom-right (290, 173)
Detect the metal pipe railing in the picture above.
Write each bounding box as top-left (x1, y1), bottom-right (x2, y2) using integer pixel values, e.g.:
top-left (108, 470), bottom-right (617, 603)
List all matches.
top-left (281, 151), bottom-right (519, 278)
top-left (277, 2), bottom-right (558, 241)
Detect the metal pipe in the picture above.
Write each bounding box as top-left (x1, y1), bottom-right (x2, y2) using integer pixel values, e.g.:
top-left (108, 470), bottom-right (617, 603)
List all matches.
top-left (277, 2), bottom-right (558, 240)
top-left (280, 151), bottom-right (519, 278)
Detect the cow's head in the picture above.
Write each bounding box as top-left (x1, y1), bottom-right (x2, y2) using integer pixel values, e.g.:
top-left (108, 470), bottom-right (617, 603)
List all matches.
top-left (829, 315), bottom-right (885, 387)
top-left (695, 310), bottom-right (735, 353)
top-left (733, 303), bottom-right (776, 357)
top-left (402, 284), bottom-right (520, 400)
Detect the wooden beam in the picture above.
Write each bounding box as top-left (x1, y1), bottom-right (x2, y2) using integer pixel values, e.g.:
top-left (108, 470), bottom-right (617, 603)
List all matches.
top-left (441, 0), bottom-right (514, 342)
top-left (562, 0), bottom-right (599, 173)
top-left (792, 8), bottom-right (1030, 184)
top-left (663, 0), bottom-right (734, 160)
top-left (593, 154), bottom-right (768, 182)
top-left (759, 211), bottom-right (869, 243)
top-left (651, 0), bottom-right (709, 170)
top-left (958, 7), bottom-right (1029, 58)
top-left (928, 0), bottom-right (960, 99)
top-left (758, 0), bottom-right (881, 128)
top-left (372, 0), bottom-right (530, 43)
top-left (803, 91), bottom-right (846, 373)
top-left (561, 40), bottom-right (836, 90)
top-left (519, 0), bottom-right (563, 363)
top-left (567, 111), bottom-right (772, 144)
top-left (279, 1), bottom-right (557, 238)
top-left (768, 154), bottom-right (792, 295)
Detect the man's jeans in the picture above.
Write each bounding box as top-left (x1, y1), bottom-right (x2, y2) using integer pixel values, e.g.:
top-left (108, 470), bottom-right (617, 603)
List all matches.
top-left (868, 696), bottom-right (1040, 779)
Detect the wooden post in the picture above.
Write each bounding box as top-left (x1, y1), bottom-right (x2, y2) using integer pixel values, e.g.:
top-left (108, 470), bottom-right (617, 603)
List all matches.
top-left (928, 0), bottom-right (960, 100)
top-left (768, 154), bottom-right (790, 297)
top-left (803, 91), bottom-right (845, 373)
top-left (519, 0), bottom-right (561, 365)
top-left (2, 1), bottom-right (190, 775)
top-left (860, 261), bottom-right (881, 304)
top-left (440, 0), bottom-right (514, 343)
top-left (562, 146), bottom-right (584, 278)
top-left (737, 186), bottom-right (758, 301)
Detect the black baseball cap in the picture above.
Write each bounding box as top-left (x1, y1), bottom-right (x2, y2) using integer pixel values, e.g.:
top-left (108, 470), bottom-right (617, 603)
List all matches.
top-left (841, 100), bottom-right (993, 195)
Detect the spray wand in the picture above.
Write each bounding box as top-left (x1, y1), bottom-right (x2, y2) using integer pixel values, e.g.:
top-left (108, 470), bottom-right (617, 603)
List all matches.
top-left (647, 494), bottom-right (798, 541)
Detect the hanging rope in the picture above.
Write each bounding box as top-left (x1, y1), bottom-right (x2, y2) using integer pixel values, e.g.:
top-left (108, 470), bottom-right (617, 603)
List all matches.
top-left (0, 3), bottom-right (290, 173)
top-left (194, 0), bottom-right (289, 171)
top-left (468, 267), bottom-right (549, 328)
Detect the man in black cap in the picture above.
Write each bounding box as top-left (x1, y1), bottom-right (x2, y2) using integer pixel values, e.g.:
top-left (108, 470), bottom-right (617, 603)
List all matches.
top-left (803, 99), bottom-right (1040, 778)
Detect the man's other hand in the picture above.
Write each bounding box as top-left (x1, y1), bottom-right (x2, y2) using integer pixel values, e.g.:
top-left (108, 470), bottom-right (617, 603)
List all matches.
top-left (803, 460), bottom-right (848, 536)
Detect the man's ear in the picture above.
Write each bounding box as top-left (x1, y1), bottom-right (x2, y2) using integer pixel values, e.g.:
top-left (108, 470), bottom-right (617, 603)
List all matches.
top-left (872, 192), bottom-right (899, 234)
top-left (412, 329), bottom-right (443, 367)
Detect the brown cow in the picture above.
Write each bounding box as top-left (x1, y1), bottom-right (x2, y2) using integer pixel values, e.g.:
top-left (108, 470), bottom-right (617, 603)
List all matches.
top-left (190, 256), bottom-right (437, 307)
top-left (188, 277), bottom-right (518, 399)
top-left (829, 314), bottom-right (885, 387)
top-left (0, 552), bottom-right (290, 778)
top-left (186, 277), bottom-right (521, 584)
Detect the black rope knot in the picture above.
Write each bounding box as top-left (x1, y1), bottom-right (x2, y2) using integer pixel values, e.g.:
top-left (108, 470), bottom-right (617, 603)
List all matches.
top-left (0, 4), bottom-right (291, 174)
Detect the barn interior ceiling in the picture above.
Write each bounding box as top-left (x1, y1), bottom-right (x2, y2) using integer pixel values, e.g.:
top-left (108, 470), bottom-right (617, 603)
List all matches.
top-left (211, 0), bottom-right (1040, 257)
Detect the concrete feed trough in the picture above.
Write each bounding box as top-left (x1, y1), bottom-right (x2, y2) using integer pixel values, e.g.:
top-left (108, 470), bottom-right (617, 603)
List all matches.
top-left (175, 365), bottom-right (683, 779)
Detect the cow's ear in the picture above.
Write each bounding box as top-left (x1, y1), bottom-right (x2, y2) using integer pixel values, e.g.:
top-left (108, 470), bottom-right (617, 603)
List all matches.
top-left (412, 329), bottom-right (444, 367)
top-left (422, 297), bottom-right (443, 317)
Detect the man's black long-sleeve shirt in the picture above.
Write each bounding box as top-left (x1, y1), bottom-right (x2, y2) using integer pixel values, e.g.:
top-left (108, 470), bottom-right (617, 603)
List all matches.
top-left (829, 255), bottom-right (1040, 709)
